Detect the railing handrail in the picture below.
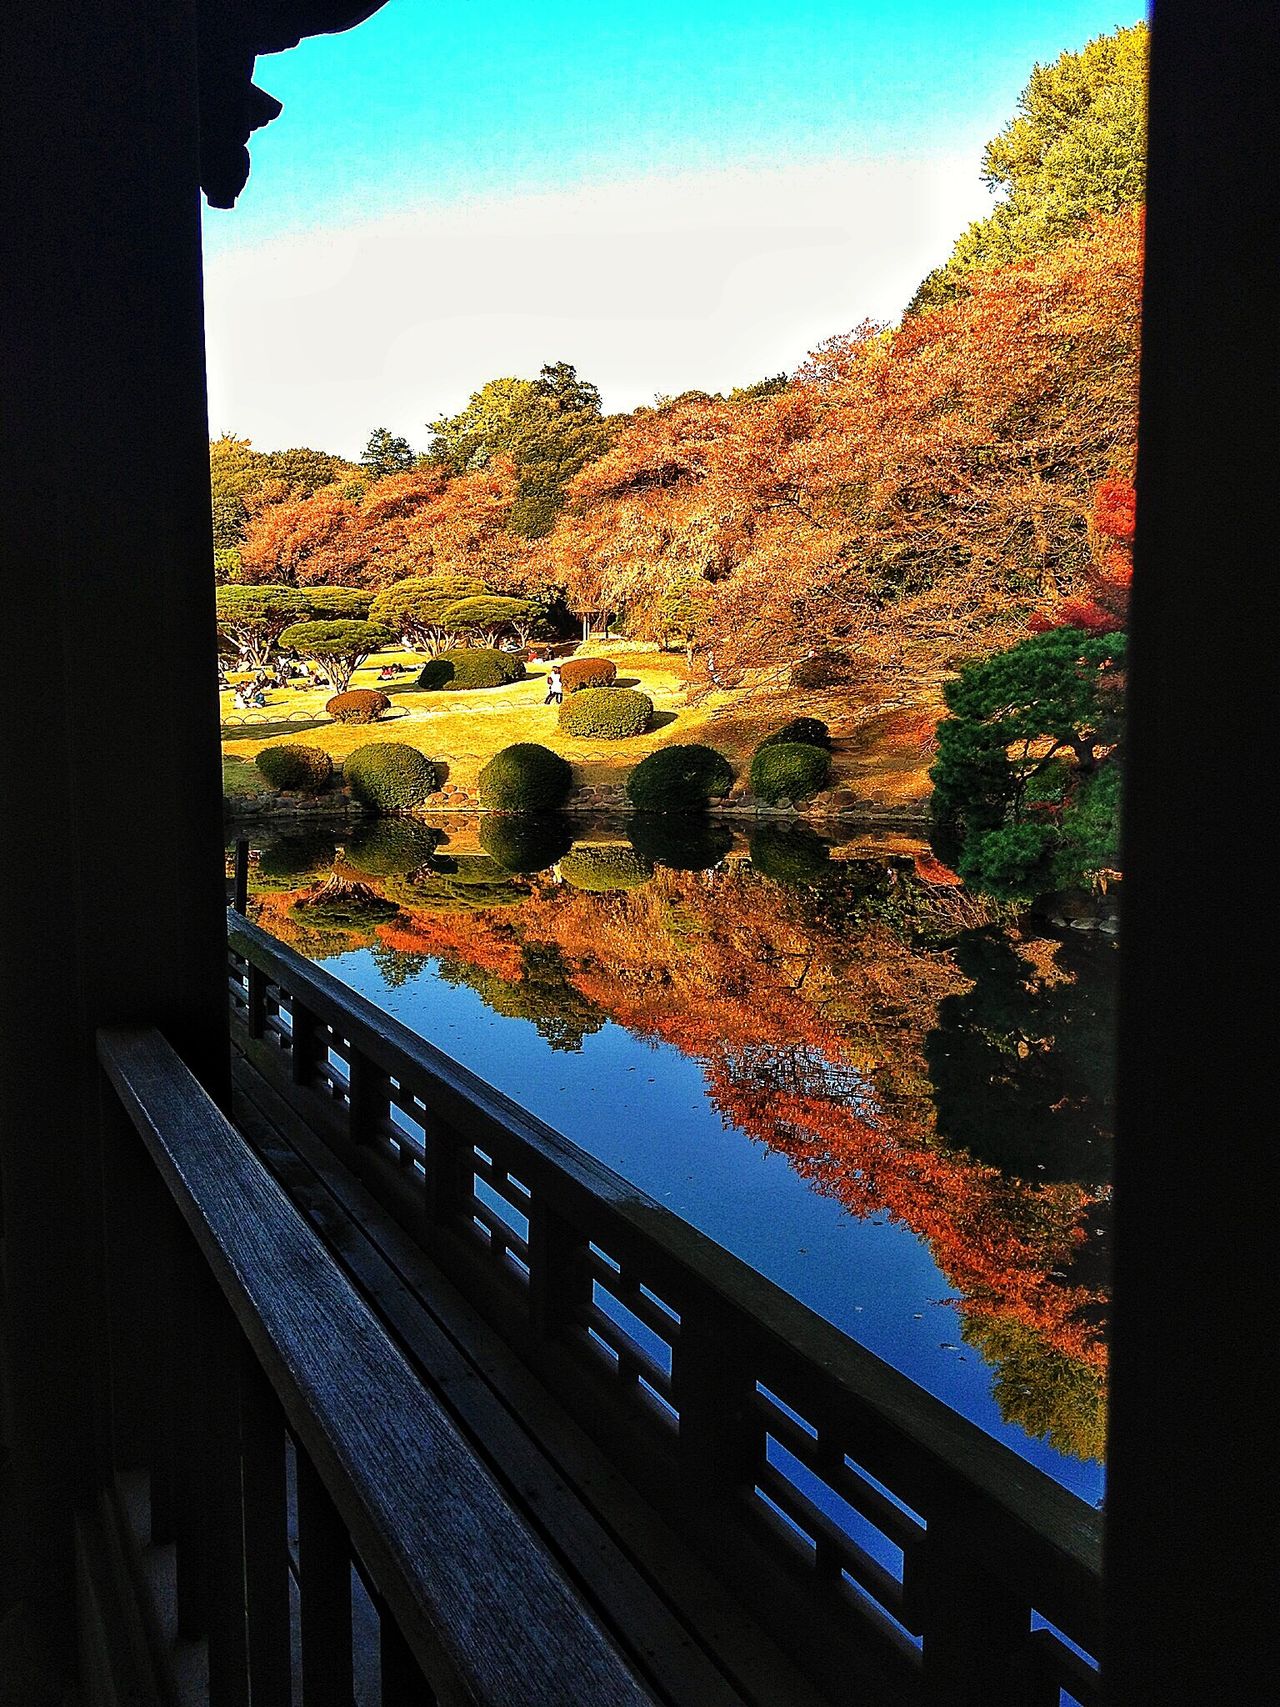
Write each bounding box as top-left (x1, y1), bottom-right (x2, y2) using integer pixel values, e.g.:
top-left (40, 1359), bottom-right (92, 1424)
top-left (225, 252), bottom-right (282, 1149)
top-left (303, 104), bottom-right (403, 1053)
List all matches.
top-left (98, 1022), bottom-right (653, 1707)
top-left (227, 911), bottom-right (1102, 1588)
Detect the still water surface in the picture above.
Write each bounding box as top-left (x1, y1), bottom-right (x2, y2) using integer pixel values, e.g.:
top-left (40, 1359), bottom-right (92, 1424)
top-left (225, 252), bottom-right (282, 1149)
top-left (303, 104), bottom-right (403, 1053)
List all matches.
top-left (238, 813), bottom-right (1113, 1505)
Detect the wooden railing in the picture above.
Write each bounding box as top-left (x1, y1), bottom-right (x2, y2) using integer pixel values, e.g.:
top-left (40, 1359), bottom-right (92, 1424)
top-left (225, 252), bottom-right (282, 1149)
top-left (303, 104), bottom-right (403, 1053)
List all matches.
top-left (96, 1026), bottom-right (652, 1706)
top-left (227, 913), bottom-right (1104, 1707)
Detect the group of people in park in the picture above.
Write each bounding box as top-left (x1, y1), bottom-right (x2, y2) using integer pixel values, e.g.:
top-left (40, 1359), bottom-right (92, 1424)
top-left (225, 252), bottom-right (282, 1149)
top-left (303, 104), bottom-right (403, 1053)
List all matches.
top-left (226, 658), bottom-right (319, 709)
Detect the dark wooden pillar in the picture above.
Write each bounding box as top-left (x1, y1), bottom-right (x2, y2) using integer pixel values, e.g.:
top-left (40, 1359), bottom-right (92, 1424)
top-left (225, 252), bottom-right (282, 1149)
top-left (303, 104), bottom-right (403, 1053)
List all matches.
top-left (1106, 1), bottom-right (1277, 1696)
top-left (0, 0), bottom-right (229, 1627)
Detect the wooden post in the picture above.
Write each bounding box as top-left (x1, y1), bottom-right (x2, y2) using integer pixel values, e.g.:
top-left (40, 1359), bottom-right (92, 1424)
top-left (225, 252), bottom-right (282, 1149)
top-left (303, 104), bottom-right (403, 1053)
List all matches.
top-left (0, 0), bottom-right (229, 1633)
top-left (1105, 1), bottom-right (1278, 1697)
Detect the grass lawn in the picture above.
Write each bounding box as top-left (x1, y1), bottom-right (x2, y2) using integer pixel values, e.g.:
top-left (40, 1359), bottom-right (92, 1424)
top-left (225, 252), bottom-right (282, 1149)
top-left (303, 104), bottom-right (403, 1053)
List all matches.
top-left (221, 639), bottom-right (938, 809)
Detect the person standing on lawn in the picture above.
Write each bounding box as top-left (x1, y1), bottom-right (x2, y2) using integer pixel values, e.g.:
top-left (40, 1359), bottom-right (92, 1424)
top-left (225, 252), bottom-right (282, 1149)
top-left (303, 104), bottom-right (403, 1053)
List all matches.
top-left (544, 663), bottom-right (563, 705)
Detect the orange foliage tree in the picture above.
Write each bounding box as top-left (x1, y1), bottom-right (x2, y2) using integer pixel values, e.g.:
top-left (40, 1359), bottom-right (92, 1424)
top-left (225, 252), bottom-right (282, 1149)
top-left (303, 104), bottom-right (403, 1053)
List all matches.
top-left (239, 460), bottom-right (532, 591)
top-left (531, 213), bottom-right (1141, 683)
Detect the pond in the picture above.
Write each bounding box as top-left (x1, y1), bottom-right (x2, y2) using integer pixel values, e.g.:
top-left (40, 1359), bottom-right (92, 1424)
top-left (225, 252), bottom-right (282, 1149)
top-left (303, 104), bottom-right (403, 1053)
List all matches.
top-left (231, 811), bottom-right (1114, 1506)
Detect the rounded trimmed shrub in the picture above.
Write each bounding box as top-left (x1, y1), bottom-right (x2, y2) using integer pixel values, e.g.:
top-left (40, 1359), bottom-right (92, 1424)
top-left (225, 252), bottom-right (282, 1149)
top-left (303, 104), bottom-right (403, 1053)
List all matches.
top-left (790, 650), bottom-right (853, 690)
top-left (561, 657), bottom-right (617, 693)
top-left (626, 743), bottom-right (733, 811)
top-left (326, 689), bottom-right (390, 725)
top-left (757, 717), bottom-right (831, 753)
top-left (415, 649), bottom-right (525, 692)
top-left (748, 823), bottom-right (832, 885)
top-left (343, 819), bottom-right (443, 877)
top-left (749, 741), bottom-right (832, 804)
top-left (478, 812), bottom-right (574, 874)
top-left (256, 830), bottom-right (336, 886)
top-left (477, 743), bottom-right (573, 813)
top-left (343, 742), bottom-right (439, 813)
top-left (559, 845), bottom-right (654, 892)
top-left (559, 687), bottom-right (653, 740)
top-left (254, 743), bottom-right (335, 792)
top-left (628, 816), bottom-right (732, 872)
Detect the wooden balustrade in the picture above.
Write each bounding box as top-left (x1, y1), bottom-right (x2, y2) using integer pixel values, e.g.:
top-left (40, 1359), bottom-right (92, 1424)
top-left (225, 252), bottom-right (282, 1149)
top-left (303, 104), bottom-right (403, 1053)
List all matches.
top-left (227, 912), bottom-right (1103, 1707)
top-left (96, 1024), bottom-right (653, 1707)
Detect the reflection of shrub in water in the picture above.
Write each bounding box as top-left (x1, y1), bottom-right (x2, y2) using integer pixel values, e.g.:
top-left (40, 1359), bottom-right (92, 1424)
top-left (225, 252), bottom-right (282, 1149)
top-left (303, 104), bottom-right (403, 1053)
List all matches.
top-left (384, 853), bottom-right (525, 912)
top-left (628, 815), bottom-right (732, 872)
top-left (342, 819), bottom-right (443, 877)
top-left (254, 830), bottom-right (338, 889)
top-left (479, 812), bottom-right (574, 873)
top-left (748, 822), bottom-right (832, 885)
top-left (926, 929), bottom-right (1116, 1183)
top-left (291, 878), bottom-right (400, 928)
top-left (559, 844), bottom-right (653, 892)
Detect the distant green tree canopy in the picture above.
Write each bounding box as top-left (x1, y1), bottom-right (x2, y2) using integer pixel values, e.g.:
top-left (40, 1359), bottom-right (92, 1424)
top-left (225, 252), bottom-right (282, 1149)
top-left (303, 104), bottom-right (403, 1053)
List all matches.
top-left (428, 361), bottom-right (615, 539)
top-left (360, 427), bottom-right (416, 480)
top-left (909, 21), bottom-right (1147, 312)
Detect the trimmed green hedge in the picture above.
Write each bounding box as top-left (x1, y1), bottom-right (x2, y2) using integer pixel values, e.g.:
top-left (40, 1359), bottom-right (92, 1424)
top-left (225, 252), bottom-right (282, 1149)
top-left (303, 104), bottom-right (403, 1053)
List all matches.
top-left (415, 648), bottom-right (526, 691)
top-left (628, 816), bottom-right (732, 872)
top-left (757, 717), bottom-right (831, 752)
top-left (254, 743), bottom-right (334, 792)
top-left (559, 845), bottom-right (654, 892)
top-left (326, 689), bottom-right (390, 724)
top-left (749, 741), bottom-right (832, 804)
top-left (478, 813), bottom-right (574, 874)
top-left (343, 819), bottom-right (443, 877)
top-left (559, 687), bottom-right (653, 739)
top-left (626, 743), bottom-right (733, 811)
top-left (343, 742), bottom-right (438, 813)
top-left (477, 743), bottom-right (573, 813)
top-left (561, 657), bottom-right (617, 692)
top-left (748, 823), bottom-right (832, 885)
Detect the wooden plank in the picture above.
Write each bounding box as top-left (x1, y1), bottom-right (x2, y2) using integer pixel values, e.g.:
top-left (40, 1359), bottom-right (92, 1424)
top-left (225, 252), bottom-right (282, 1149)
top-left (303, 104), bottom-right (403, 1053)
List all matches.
top-left (99, 1025), bottom-right (653, 1707)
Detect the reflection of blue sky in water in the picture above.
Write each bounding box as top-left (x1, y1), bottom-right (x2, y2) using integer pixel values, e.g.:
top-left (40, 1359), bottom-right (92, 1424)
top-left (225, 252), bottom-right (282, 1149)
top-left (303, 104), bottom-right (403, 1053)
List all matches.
top-left (319, 942), bottom-right (1104, 1506)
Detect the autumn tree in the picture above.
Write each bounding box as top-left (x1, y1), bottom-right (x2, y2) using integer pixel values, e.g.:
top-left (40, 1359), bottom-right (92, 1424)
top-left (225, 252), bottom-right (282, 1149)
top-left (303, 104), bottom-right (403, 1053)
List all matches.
top-left (210, 435), bottom-right (355, 560)
top-left (238, 461), bottom-right (525, 590)
top-left (215, 584), bottom-right (310, 667)
top-left (277, 619), bottom-right (392, 692)
top-left (910, 22), bottom-right (1147, 310)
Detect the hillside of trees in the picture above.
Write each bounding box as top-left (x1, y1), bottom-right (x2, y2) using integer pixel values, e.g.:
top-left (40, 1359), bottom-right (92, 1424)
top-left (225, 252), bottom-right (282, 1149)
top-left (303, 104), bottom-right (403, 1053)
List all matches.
top-left (215, 22), bottom-right (1144, 894)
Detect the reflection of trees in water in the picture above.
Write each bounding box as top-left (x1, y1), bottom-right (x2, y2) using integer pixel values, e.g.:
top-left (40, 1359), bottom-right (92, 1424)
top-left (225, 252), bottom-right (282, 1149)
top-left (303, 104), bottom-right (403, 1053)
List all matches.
top-left (436, 940), bottom-right (606, 1053)
top-left (927, 930), bottom-right (1116, 1183)
top-left (251, 844), bottom-right (1115, 1460)
top-left (960, 1314), bottom-right (1106, 1466)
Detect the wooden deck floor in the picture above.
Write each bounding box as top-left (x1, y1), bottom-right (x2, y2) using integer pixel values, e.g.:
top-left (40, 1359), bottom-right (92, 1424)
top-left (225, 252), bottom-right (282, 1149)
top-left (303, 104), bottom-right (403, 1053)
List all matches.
top-left (230, 1045), bottom-right (835, 1707)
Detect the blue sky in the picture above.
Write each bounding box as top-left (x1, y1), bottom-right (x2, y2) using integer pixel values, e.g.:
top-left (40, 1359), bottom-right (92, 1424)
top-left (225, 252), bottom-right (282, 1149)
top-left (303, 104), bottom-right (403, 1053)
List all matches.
top-left (202, 1), bottom-right (1144, 455)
